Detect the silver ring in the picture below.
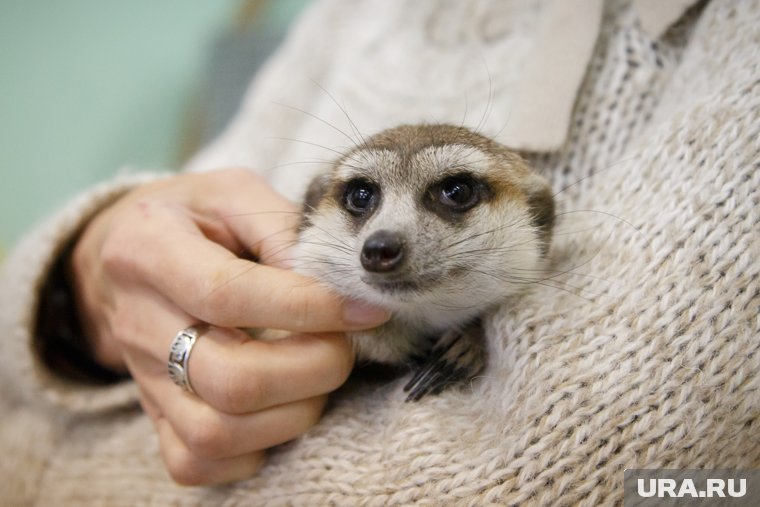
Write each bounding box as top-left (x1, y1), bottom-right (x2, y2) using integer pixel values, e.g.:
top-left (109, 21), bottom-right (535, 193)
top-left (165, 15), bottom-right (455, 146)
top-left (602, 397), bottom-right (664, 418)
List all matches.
top-left (167, 324), bottom-right (208, 393)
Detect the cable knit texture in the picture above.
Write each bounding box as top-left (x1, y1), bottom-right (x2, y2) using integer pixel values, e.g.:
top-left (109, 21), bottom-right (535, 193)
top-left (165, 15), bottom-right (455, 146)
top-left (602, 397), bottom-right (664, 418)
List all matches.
top-left (1, 0), bottom-right (758, 505)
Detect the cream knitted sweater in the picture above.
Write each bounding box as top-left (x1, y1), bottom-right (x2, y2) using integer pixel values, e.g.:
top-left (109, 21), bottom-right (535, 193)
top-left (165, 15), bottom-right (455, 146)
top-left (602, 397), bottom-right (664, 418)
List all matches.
top-left (1, 1), bottom-right (758, 505)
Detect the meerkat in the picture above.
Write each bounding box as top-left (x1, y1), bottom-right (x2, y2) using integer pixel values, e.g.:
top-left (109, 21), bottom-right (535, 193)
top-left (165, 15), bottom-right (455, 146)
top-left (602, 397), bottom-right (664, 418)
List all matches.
top-left (294, 124), bottom-right (554, 401)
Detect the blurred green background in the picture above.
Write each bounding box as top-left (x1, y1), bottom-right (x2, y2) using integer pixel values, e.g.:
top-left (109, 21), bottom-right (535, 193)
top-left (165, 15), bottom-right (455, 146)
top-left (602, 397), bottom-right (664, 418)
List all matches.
top-left (0, 0), bottom-right (308, 259)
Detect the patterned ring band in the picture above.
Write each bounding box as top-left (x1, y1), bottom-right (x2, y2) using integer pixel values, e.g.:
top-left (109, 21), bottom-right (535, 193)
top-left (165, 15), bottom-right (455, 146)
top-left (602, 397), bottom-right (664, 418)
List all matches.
top-left (167, 324), bottom-right (209, 394)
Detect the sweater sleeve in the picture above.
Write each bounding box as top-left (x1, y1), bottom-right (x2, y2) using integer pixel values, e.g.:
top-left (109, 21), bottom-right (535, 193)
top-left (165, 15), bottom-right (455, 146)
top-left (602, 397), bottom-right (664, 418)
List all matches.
top-left (0, 171), bottom-right (167, 414)
top-left (185, 0), bottom-right (351, 180)
top-left (0, 0), bottom-right (357, 416)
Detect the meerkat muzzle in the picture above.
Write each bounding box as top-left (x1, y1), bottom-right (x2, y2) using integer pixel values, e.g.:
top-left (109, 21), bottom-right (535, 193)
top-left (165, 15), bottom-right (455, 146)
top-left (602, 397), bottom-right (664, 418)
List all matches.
top-left (360, 229), bottom-right (405, 273)
top-left (296, 123), bottom-right (555, 399)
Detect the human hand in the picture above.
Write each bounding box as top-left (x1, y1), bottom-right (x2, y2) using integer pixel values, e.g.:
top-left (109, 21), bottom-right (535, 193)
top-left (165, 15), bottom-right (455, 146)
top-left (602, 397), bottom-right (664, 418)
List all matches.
top-left (69, 169), bottom-right (389, 485)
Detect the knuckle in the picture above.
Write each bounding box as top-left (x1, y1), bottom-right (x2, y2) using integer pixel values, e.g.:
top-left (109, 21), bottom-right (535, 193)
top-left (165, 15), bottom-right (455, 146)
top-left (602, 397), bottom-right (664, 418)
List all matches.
top-left (333, 337), bottom-right (355, 384)
top-left (99, 223), bottom-right (136, 274)
top-left (100, 207), bottom-right (159, 277)
top-left (302, 396), bottom-right (328, 429)
top-left (100, 198), bottom-right (176, 273)
top-left (250, 452), bottom-right (266, 475)
top-left (108, 307), bottom-right (139, 348)
top-left (304, 332), bottom-right (354, 389)
top-left (214, 362), bottom-right (267, 413)
top-left (181, 412), bottom-right (227, 459)
top-left (163, 446), bottom-right (208, 486)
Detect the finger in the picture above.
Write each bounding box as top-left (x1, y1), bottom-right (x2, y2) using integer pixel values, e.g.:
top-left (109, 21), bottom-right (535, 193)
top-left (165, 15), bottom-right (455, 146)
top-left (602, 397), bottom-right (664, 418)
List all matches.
top-left (103, 282), bottom-right (194, 366)
top-left (120, 309), bottom-right (267, 485)
top-left (105, 205), bottom-right (388, 332)
top-left (127, 358), bottom-right (262, 485)
top-left (133, 381), bottom-right (163, 422)
top-left (155, 417), bottom-right (265, 486)
top-left (194, 169), bottom-right (302, 268)
top-left (187, 326), bottom-right (353, 414)
top-left (114, 298), bottom-right (353, 414)
top-left (150, 377), bottom-right (328, 460)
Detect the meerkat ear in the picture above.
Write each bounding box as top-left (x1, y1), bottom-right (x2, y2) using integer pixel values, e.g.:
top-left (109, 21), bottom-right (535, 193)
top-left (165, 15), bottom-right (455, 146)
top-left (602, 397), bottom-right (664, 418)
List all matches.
top-left (525, 177), bottom-right (555, 255)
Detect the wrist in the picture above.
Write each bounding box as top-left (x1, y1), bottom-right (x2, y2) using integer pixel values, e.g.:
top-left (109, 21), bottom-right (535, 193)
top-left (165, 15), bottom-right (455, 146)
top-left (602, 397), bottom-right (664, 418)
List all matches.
top-left (34, 238), bottom-right (128, 385)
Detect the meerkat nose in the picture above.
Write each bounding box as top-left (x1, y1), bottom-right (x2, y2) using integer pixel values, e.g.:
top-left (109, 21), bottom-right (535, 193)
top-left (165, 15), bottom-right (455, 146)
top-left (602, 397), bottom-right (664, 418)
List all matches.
top-left (361, 230), bottom-right (405, 273)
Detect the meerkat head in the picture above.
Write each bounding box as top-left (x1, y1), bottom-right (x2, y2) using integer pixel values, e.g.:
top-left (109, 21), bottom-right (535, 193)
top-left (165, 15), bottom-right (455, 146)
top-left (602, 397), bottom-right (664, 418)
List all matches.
top-left (295, 124), bottom-right (554, 331)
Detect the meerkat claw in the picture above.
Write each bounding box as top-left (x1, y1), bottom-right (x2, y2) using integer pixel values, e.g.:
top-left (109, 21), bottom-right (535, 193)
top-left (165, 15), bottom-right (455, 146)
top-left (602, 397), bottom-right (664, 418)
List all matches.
top-left (295, 124), bottom-right (553, 397)
top-left (403, 324), bottom-right (485, 402)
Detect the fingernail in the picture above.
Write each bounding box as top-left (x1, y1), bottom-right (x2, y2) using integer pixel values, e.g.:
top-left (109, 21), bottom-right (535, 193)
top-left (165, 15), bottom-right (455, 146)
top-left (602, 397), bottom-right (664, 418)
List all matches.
top-left (343, 301), bottom-right (391, 326)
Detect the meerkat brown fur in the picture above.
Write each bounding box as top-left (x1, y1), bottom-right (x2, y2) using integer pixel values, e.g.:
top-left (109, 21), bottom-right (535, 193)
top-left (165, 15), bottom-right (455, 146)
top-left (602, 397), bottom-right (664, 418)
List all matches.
top-left (295, 124), bottom-right (554, 401)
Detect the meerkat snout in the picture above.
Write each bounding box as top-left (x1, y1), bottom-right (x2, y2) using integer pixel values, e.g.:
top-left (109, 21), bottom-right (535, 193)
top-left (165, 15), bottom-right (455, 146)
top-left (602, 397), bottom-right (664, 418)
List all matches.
top-left (360, 229), bottom-right (405, 273)
top-left (295, 123), bottom-right (555, 400)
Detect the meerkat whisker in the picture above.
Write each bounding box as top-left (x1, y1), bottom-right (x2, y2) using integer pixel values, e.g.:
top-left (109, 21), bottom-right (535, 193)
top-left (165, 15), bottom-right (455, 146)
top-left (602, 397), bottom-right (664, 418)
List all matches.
top-left (290, 123), bottom-right (557, 400)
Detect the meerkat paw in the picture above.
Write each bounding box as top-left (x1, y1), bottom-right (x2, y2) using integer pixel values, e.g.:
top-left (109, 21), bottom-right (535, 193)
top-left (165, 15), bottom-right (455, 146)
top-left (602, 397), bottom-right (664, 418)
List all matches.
top-left (403, 323), bottom-right (485, 402)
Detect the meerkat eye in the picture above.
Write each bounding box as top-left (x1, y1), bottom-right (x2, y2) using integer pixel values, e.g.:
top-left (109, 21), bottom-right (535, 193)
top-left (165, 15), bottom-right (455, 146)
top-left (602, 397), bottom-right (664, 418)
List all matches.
top-left (438, 175), bottom-right (479, 211)
top-left (343, 179), bottom-right (379, 215)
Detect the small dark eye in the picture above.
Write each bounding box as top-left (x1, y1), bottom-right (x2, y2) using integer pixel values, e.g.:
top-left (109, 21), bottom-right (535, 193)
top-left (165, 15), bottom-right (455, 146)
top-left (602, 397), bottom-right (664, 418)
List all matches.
top-left (344, 179), bottom-right (378, 215)
top-left (438, 176), bottom-right (479, 210)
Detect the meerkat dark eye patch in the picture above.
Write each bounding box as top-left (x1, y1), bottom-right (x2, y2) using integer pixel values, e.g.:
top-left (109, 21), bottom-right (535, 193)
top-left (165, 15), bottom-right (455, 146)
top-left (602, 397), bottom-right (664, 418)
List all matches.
top-left (341, 178), bottom-right (380, 216)
top-left (424, 173), bottom-right (489, 219)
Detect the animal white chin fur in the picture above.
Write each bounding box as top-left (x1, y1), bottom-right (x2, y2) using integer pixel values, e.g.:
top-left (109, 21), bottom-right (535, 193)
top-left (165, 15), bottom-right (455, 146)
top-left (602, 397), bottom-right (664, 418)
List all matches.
top-left (291, 124), bottom-right (554, 399)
